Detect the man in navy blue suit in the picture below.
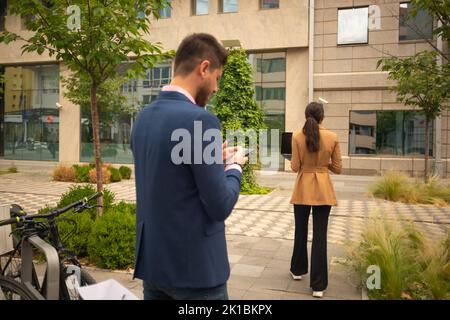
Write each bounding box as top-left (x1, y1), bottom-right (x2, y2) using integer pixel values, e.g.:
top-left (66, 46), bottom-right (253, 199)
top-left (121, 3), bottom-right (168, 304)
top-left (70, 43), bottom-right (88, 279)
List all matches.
top-left (131, 33), bottom-right (247, 300)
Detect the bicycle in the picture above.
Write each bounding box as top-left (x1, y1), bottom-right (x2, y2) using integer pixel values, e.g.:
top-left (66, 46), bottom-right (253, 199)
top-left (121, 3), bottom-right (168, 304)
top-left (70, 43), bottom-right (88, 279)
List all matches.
top-left (0, 192), bottom-right (101, 300)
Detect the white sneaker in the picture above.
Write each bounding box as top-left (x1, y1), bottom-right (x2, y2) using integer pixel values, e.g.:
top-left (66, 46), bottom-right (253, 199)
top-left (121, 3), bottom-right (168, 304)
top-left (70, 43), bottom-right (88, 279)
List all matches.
top-left (290, 271), bottom-right (302, 280)
top-left (312, 291), bottom-right (324, 298)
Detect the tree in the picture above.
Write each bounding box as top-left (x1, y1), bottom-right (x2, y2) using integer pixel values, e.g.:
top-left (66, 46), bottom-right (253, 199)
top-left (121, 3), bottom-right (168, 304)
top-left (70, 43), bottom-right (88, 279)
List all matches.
top-left (0, 0), bottom-right (174, 215)
top-left (378, 0), bottom-right (449, 180)
top-left (378, 51), bottom-right (449, 180)
top-left (211, 48), bottom-right (268, 194)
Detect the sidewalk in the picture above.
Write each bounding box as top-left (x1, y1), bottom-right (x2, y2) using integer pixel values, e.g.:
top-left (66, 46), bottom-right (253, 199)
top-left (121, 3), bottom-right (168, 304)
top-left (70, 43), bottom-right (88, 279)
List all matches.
top-left (1, 163), bottom-right (448, 299)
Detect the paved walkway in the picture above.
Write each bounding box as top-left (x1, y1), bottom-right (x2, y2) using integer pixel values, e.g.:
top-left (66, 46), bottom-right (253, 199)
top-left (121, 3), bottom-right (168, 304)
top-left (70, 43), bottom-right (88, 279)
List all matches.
top-left (1, 163), bottom-right (449, 300)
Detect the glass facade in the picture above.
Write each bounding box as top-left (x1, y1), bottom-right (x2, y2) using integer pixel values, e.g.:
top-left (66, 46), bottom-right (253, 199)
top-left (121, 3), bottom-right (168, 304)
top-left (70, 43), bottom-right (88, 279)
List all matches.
top-left (349, 110), bottom-right (433, 156)
top-left (261, 0), bottom-right (279, 9)
top-left (221, 0), bottom-right (238, 13)
top-left (80, 63), bottom-right (172, 164)
top-left (248, 52), bottom-right (286, 170)
top-left (159, 0), bottom-right (172, 18)
top-left (193, 0), bottom-right (209, 15)
top-left (399, 2), bottom-right (433, 41)
top-left (337, 7), bottom-right (369, 45)
top-left (3, 65), bottom-right (60, 161)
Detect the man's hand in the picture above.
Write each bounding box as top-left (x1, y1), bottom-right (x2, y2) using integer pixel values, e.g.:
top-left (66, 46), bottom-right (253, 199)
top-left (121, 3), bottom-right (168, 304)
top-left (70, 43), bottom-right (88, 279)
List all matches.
top-left (222, 141), bottom-right (248, 166)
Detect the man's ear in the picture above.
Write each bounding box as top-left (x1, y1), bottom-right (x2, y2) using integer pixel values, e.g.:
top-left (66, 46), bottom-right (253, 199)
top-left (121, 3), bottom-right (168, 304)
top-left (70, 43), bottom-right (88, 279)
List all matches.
top-left (198, 60), bottom-right (210, 78)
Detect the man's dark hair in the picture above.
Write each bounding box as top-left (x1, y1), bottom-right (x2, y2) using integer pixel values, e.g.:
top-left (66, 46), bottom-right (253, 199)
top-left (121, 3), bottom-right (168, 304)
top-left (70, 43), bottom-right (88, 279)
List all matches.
top-left (174, 33), bottom-right (228, 76)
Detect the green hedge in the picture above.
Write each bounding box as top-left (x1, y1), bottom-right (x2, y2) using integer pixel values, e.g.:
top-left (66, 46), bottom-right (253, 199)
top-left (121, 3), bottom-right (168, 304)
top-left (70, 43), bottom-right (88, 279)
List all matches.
top-left (87, 207), bottom-right (136, 270)
top-left (119, 166), bottom-right (132, 179)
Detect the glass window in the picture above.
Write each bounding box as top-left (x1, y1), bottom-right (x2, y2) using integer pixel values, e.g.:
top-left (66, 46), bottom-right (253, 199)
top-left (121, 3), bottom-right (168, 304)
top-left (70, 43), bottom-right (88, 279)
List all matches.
top-left (248, 52), bottom-right (286, 170)
top-left (399, 2), bottom-right (433, 41)
top-left (3, 65), bottom-right (60, 161)
top-left (349, 110), bottom-right (433, 156)
top-left (159, 0), bottom-right (172, 18)
top-left (81, 63), bottom-right (172, 164)
top-left (337, 7), bottom-right (369, 45)
top-left (193, 0), bottom-right (209, 15)
top-left (221, 0), bottom-right (238, 13)
top-left (261, 0), bottom-right (279, 9)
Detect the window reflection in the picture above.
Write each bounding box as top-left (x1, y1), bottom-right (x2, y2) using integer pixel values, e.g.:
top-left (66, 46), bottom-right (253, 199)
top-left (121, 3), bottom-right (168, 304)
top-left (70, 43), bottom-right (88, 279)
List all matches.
top-left (261, 0), bottom-right (279, 9)
top-left (349, 110), bottom-right (433, 156)
top-left (337, 7), bottom-right (369, 45)
top-left (193, 0), bottom-right (209, 15)
top-left (399, 2), bottom-right (433, 41)
top-left (3, 65), bottom-right (60, 161)
top-left (80, 63), bottom-right (172, 164)
top-left (222, 0), bottom-right (238, 13)
top-left (248, 52), bottom-right (286, 170)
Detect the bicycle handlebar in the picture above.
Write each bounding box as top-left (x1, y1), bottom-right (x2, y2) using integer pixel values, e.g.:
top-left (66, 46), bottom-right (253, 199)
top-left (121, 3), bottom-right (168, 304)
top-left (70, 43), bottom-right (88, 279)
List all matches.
top-left (0, 216), bottom-right (23, 227)
top-left (0, 192), bottom-right (103, 226)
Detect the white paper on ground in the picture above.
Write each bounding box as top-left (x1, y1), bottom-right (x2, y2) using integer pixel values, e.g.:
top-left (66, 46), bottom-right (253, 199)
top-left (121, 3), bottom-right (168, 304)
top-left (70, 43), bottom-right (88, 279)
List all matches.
top-left (77, 279), bottom-right (139, 300)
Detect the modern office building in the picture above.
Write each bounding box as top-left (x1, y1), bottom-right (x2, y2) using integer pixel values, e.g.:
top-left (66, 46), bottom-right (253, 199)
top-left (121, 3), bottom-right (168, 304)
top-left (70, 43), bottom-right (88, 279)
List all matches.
top-left (0, 0), bottom-right (448, 176)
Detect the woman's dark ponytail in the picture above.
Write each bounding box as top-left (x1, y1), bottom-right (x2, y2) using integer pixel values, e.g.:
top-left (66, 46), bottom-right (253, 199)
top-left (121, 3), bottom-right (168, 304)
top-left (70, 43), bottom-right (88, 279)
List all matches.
top-left (302, 102), bottom-right (324, 153)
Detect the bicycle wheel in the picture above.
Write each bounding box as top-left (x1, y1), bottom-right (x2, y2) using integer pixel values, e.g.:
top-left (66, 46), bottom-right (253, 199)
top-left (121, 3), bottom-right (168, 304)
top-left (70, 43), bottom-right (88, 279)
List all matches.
top-left (0, 275), bottom-right (37, 300)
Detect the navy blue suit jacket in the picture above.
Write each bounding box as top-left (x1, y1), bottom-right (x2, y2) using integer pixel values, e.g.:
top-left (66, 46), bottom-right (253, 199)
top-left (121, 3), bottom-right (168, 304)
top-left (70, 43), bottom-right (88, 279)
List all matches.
top-left (131, 91), bottom-right (242, 288)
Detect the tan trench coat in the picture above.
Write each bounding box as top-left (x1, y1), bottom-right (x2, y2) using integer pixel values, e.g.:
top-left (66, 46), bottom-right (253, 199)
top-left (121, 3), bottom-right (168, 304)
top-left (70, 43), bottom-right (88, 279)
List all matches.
top-left (290, 125), bottom-right (342, 206)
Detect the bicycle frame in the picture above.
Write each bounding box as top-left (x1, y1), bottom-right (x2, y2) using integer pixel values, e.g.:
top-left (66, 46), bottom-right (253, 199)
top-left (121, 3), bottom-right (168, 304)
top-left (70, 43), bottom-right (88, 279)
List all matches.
top-left (0, 192), bottom-right (101, 300)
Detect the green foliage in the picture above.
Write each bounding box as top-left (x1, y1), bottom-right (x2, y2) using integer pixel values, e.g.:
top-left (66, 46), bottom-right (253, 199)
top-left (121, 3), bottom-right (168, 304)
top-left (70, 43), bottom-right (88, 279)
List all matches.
top-left (109, 167), bottom-right (122, 182)
top-left (7, 166), bottom-right (18, 173)
top-left (346, 213), bottom-right (450, 300)
top-left (211, 48), bottom-right (268, 194)
top-left (73, 165), bottom-right (91, 183)
top-left (119, 166), bottom-right (132, 179)
top-left (378, 50), bottom-right (449, 179)
top-left (87, 207), bottom-right (136, 270)
top-left (58, 185), bottom-right (115, 219)
top-left (0, 0), bottom-right (174, 198)
top-left (378, 51), bottom-right (449, 122)
top-left (62, 75), bottom-right (135, 128)
top-left (240, 164), bottom-right (272, 195)
top-left (2, 1), bottom-right (174, 82)
top-left (408, 0), bottom-right (450, 39)
top-left (57, 211), bottom-right (94, 257)
top-left (370, 171), bottom-right (450, 206)
top-left (211, 49), bottom-right (266, 132)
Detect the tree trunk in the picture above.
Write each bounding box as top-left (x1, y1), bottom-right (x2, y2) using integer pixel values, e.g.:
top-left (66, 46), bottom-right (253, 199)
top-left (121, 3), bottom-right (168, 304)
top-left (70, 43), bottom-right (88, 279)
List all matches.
top-left (90, 80), bottom-right (104, 216)
top-left (424, 119), bottom-right (429, 183)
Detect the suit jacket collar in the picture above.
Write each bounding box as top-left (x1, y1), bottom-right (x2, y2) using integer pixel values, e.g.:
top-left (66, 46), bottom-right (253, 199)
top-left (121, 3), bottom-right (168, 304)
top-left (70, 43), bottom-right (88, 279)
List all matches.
top-left (158, 90), bottom-right (196, 105)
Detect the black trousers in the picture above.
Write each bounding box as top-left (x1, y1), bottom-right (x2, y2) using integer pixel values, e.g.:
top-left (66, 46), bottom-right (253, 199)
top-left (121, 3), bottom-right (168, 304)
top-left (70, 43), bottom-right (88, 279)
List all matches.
top-left (290, 204), bottom-right (331, 291)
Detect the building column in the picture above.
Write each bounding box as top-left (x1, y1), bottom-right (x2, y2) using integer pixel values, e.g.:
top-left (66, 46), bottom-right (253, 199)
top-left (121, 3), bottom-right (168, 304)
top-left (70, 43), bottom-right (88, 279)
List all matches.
top-left (285, 48), bottom-right (309, 170)
top-left (58, 64), bottom-right (81, 165)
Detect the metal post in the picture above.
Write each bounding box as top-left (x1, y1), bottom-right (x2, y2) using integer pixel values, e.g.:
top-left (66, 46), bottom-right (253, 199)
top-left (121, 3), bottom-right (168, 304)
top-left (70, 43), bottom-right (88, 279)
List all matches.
top-left (21, 235), bottom-right (60, 300)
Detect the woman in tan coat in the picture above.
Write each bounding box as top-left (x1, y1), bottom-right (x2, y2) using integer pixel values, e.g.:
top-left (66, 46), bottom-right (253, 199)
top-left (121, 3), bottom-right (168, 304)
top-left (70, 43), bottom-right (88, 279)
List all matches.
top-left (289, 102), bottom-right (342, 298)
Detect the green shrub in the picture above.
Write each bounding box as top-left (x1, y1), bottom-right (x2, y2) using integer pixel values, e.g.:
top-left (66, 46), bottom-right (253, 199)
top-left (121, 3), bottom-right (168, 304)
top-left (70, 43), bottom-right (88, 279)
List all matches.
top-left (111, 201), bottom-right (136, 215)
top-left (73, 165), bottom-right (91, 183)
top-left (370, 171), bottom-right (407, 202)
top-left (57, 211), bottom-right (94, 257)
top-left (119, 166), bottom-right (132, 179)
top-left (58, 185), bottom-right (115, 219)
top-left (346, 212), bottom-right (450, 300)
top-left (109, 167), bottom-right (122, 182)
top-left (240, 164), bottom-right (271, 195)
top-left (87, 208), bottom-right (136, 270)
top-left (41, 185), bottom-right (117, 256)
top-left (8, 166), bottom-right (18, 173)
top-left (371, 171), bottom-right (450, 206)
